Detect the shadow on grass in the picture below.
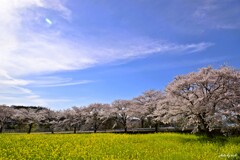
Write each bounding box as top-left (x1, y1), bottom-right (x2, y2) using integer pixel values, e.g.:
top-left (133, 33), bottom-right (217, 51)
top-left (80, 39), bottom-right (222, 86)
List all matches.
top-left (199, 136), bottom-right (228, 145)
top-left (178, 133), bottom-right (229, 146)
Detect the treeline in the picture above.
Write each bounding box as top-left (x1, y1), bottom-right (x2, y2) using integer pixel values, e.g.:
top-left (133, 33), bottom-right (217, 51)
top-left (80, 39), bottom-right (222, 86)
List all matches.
top-left (0, 66), bottom-right (240, 137)
top-left (0, 91), bottom-right (164, 134)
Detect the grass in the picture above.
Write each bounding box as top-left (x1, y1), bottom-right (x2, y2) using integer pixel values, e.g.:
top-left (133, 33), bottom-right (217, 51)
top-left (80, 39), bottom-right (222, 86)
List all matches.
top-left (0, 133), bottom-right (239, 160)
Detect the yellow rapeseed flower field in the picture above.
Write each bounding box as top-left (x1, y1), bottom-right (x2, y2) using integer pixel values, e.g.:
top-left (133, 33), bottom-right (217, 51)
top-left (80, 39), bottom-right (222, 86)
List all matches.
top-left (0, 133), bottom-right (239, 160)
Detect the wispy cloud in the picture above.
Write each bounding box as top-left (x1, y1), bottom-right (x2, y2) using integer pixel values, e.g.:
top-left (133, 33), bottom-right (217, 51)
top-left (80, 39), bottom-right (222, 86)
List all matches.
top-left (0, 94), bottom-right (71, 109)
top-left (0, 1), bottom-right (214, 76)
top-left (35, 80), bottom-right (92, 87)
top-left (27, 77), bottom-right (94, 87)
top-left (0, 84), bottom-right (48, 107)
top-left (102, 56), bottom-right (229, 74)
top-left (0, 73), bottom-right (92, 107)
top-left (193, 0), bottom-right (240, 30)
top-left (0, 0), bottom-right (214, 107)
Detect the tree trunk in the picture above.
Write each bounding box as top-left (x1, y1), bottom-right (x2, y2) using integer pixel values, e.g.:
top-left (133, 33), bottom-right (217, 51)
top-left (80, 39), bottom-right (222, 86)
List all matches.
top-left (28, 123), bottom-right (33, 134)
top-left (74, 127), bottom-right (77, 134)
top-left (198, 114), bottom-right (213, 138)
top-left (155, 123), bottom-right (159, 133)
top-left (141, 119), bottom-right (144, 128)
top-left (51, 128), bottom-right (54, 134)
top-left (0, 126), bottom-right (3, 133)
top-left (197, 124), bottom-right (202, 133)
top-left (94, 123), bottom-right (97, 133)
top-left (203, 123), bottom-right (213, 138)
top-left (123, 119), bottom-right (127, 133)
top-left (124, 126), bottom-right (127, 133)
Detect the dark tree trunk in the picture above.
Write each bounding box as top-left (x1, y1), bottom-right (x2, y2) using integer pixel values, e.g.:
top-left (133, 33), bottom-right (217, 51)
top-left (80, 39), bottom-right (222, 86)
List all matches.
top-left (0, 126), bottom-right (3, 133)
top-left (28, 123), bottom-right (33, 134)
top-left (124, 126), bottom-right (127, 133)
top-left (141, 119), bottom-right (144, 128)
top-left (197, 124), bottom-right (202, 132)
top-left (198, 114), bottom-right (213, 138)
top-left (123, 119), bottom-right (127, 133)
top-left (74, 127), bottom-right (77, 134)
top-left (94, 123), bottom-right (97, 133)
top-left (51, 128), bottom-right (54, 134)
top-left (203, 123), bottom-right (213, 138)
top-left (155, 123), bottom-right (159, 133)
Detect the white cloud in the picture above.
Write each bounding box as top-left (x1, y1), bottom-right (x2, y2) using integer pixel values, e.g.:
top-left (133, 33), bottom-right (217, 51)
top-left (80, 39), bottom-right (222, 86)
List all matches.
top-left (0, 84), bottom-right (47, 106)
top-left (104, 56), bottom-right (228, 74)
top-left (0, 0), bottom-right (214, 107)
top-left (27, 76), bottom-right (94, 87)
top-left (0, 0), bottom-right (214, 77)
top-left (33, 80), bottom-right (93, 87)
top-left (193, 0), bottom-right (240, 29)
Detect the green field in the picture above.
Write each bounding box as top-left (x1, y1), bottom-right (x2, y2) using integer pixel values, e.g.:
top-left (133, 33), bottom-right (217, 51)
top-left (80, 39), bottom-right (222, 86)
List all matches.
top-left (0, 133), bottom-right (239, 160)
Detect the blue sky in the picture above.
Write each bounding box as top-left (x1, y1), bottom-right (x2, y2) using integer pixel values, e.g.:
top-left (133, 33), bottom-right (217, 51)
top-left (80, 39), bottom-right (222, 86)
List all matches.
top-left (0, 0), bottom-right (239, 109)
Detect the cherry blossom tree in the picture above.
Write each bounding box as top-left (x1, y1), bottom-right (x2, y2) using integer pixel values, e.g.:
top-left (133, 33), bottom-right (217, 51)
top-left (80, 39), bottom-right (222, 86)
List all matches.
top-left (13, 106), bottom-right (46, 134)
top-left (153, 96), bottom-right (178, 128)
top-left (161, 66), bottom-right (240, 137)
top-left (61, 107), bottom-right (86, 133)
top-left (133, 90), bottom-right (164, 130)
top-left (85, 103), bottom-right (111, 133)
top-left (39, 109), bottom-right (61, 133)
top-left (111, 100), bottom-right (136, 133)
top-left (0, 105), bottom-right (14, 133)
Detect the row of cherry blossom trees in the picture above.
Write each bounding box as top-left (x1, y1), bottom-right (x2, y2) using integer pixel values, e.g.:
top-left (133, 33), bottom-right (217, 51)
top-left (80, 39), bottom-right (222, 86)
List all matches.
top-left (0, 66), bottom-right (240, 136)
top-left (0, 90), bottom-right (163, 134)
